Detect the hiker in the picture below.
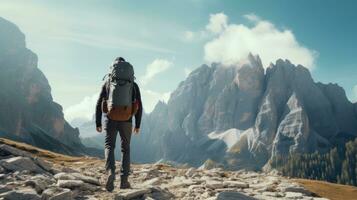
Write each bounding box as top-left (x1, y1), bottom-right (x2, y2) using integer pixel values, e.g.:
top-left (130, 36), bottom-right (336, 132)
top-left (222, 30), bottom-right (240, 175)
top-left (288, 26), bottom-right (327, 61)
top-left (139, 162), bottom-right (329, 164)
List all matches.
top-left (95, 57), bottom-right (143, 192)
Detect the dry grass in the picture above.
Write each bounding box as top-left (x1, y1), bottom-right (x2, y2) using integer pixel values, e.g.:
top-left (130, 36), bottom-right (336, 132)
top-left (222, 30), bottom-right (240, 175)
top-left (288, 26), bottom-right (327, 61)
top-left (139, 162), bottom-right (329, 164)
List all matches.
top-left (0, 137), bottom-right (100, 166)
top-left (295, 179), bottom-right (357, 200)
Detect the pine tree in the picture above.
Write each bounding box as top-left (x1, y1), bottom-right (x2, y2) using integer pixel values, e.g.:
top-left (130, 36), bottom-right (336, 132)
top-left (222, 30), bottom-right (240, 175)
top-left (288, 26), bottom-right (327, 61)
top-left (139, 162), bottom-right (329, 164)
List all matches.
top-left (276, 138), bottom-right (357, 186)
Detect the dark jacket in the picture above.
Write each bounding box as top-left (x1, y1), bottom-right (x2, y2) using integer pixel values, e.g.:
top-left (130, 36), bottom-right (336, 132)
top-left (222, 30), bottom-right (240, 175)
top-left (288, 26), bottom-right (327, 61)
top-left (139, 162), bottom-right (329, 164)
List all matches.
top-left (95, 82), bottom-right (143, 128)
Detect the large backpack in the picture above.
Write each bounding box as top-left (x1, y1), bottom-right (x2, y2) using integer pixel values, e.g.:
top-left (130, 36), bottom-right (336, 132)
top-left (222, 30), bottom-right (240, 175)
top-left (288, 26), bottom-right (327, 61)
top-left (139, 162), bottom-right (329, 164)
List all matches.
top-left (103, 60), bottom-right (138, 121)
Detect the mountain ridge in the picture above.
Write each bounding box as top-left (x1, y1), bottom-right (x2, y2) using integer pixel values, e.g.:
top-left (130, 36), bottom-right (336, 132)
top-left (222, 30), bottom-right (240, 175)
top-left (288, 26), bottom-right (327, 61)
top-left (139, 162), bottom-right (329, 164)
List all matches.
top-left (130, 53), bottom-right (357, 170)
top-left (0, 17), bottom-right (101, 157)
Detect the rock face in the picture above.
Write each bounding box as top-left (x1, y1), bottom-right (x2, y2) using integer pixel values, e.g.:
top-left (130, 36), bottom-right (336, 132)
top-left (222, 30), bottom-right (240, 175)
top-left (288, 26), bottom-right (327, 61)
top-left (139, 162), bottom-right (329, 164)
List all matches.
top-left (0, 17), bottom-right (100, 156)
top-left (131, 54), bottom-right (357, 170)
top-left (0, 140), bottom-right (329, 200)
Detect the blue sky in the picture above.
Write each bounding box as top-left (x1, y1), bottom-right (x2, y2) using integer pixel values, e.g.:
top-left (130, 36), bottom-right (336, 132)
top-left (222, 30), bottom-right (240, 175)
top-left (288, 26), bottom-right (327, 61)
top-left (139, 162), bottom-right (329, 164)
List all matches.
top-left (1, 0), bottom-right (356, 123)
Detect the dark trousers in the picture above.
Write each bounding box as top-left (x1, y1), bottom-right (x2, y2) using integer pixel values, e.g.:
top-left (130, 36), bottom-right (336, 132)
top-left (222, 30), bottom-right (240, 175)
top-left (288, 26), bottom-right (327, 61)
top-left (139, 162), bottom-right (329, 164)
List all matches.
top-left (104, 119), bottom-right (132, 177)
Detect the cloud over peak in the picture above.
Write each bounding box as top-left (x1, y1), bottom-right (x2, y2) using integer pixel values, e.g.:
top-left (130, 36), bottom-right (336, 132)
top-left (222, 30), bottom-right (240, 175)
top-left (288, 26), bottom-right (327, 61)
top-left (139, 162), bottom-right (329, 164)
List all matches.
top-left (204, 13), bottom-right (317, 69)
top-left (140, 59), bottom-right (173, 85)
top-left (206, 13), bottom-right (228, 34)
top-left (64, 93), bottom-right (98, 123)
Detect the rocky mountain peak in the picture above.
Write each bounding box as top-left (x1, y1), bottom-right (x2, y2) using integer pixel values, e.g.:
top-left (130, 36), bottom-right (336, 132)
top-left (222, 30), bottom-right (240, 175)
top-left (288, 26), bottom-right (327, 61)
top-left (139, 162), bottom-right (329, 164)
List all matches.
top-left (0, 17), bottom-right (99, 156)
top-left (0, 17), bottom-right (26, 57)
top-left (131, 54), bottom-right (357, 170)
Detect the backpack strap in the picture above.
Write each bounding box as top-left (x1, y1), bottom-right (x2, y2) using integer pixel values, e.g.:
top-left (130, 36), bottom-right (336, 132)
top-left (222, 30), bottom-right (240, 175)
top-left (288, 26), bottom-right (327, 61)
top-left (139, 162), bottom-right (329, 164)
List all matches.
top-left (132, 83), bottom-right (136, 102)
top-left (104, 76), bottom-right (110, 100)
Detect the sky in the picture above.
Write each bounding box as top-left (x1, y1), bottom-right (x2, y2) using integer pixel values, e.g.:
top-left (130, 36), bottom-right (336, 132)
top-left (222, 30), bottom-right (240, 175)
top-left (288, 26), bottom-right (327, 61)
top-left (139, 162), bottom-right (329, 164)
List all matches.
top-left (1, 0), bottom-right (357, 124)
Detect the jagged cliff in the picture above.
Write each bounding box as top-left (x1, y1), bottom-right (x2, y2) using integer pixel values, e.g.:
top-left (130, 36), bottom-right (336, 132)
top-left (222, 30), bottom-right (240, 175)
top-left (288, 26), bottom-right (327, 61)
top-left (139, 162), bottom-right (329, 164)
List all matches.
top-left (132, 54), bottom-right (357, 169)
top-left (0, 17), bottom-right (100, 156)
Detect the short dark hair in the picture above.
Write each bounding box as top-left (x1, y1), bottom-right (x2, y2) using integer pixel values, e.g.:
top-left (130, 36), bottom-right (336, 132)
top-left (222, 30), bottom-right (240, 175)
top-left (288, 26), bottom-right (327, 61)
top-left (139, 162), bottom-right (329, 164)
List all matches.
top-left (115, 57), bottom-right (126, 62)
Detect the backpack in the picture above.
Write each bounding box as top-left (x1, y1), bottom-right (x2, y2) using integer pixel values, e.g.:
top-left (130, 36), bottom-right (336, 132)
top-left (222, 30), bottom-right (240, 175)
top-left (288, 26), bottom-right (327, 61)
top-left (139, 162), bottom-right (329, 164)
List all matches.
top-left (102, 60), bottom-right (139, 121)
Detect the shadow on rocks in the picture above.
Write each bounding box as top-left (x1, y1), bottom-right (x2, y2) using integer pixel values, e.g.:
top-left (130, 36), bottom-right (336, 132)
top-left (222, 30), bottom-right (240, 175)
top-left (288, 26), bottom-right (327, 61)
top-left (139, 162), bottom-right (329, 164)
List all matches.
top-left (217, 191), bottom-right (257, 200)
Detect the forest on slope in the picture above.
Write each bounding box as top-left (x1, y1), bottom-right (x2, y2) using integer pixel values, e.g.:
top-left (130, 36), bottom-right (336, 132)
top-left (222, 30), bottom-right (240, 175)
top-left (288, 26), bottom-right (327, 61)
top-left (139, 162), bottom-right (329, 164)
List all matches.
top-left (272, 138), bottom-right (357, 186)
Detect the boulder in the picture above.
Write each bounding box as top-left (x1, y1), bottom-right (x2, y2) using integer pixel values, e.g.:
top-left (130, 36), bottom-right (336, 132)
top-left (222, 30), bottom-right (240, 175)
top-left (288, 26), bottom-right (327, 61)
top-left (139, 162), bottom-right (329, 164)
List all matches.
top-left (142, 177), bottom-right (161, 186)
top-left (0, 188), bottom-right (41, 200)
top-left (57, 180), bottom-right (84, 189)
top-left (283, 186), bottom-right (313, 196)
top-left (71, 173), bottom-right (100, 186)
top-left (79, 183), bottom-right (99, 192)
top-left (217, 191), bottom-right (257, 200)
top-left (33, 157), bottom-right (53, 172)
top-left (25, 180), bottom-right (47, 194)
top-left (0, 144), bottom-right (33, 158)
top-left (115, 188), bottom-right (152, 200)
top-left (42, 187), bottom-right (72, 200)
top-left (285, 192), bottom-right (304, 199)
top-left (0, 185), bottom-right (12, 193)
top-left (205, 180), bottom-right (224, 189)
top-left (224, 180), bottom-right (249, 188)
top-left (25, 174), bottom-right (55, 194)
top-left (0, 156), bottom-right (44, 173)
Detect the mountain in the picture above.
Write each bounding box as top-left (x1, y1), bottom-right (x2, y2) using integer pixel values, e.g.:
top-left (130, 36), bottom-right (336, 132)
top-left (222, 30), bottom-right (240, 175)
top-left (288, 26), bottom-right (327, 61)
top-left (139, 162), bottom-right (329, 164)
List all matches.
top-left (130, 54), bottom-right (357, 170)
top-left (0, 17), bottom-right (101, 156)
top-left (2, 137), bottom-right (354, 200)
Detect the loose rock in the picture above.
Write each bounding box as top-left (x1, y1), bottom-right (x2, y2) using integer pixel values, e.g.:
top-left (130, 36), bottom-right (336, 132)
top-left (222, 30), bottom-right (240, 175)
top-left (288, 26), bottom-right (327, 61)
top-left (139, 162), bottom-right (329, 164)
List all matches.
top-left (54, 172), bottom-right (76, 180)
top-left (217, 191), bottom-right (257, 200)
top-left (57, 180), bottom-right (84, 189)
top-left (206, 180), bottom-right (224, 189)
top-left (42, 187), bottom-right (72, 200)
top-left (0, 188), bottom-right (41, 200)
top-left (71, 172), bottom-right (100, 186)
top-left (0, 156), bottom-right (45, 173)
top-left (115, 188), bottom-right (152, 200)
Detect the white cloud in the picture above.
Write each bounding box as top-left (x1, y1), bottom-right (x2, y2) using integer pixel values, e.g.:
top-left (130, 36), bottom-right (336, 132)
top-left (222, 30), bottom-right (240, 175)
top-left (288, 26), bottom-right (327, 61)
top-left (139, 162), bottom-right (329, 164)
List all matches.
top-left (206, 13), bottom-right (228, 34)
top-left (141, 90), bottom-right (171, 113)
top-left (64, 93), bottom-right (99, 123)
top-left (204, 13), bottom-right (317, 69)
top-left (140, 59), bottom-right (173, 85)
top-left (243, 13), bottom-right (261, 22)
top-left (181, 30), bottom-right (209, 42)
top-left (183, 31), bottom-right (195, 41)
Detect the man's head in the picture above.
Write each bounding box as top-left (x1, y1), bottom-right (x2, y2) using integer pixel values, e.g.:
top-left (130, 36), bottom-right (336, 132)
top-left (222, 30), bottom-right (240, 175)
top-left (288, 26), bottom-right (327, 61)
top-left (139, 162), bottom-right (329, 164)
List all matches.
top-left (113, 57), bottom-right (126, 65)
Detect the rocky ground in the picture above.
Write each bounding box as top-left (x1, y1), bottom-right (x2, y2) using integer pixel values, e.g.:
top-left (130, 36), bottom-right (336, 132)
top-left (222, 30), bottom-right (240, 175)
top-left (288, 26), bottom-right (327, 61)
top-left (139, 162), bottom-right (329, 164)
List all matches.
top-left (0, 139), bottom-right (330, 200)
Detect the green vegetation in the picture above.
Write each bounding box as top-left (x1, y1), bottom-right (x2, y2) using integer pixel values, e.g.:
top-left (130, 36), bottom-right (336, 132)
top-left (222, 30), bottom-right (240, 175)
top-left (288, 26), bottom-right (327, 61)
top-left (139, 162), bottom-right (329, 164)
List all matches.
top-left (272, 138), bottom-right (357, 186)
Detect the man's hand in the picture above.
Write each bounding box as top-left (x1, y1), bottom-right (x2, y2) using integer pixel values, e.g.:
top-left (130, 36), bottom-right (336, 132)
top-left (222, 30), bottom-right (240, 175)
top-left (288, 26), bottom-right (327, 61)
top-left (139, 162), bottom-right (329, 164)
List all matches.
top-left (133, 127), bottom-right (140, 135)
top-left (96, 126), bottom-right (102, 133)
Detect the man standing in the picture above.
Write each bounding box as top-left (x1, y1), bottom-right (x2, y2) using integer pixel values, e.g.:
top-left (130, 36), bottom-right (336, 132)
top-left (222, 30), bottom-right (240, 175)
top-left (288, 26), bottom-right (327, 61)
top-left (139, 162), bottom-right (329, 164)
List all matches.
top-left (95, 57), bottom-right (142, 192)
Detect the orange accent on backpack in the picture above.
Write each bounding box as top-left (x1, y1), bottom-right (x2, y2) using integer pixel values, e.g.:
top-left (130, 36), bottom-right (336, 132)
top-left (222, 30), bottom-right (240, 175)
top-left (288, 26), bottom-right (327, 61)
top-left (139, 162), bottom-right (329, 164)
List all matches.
top-left (103, 100), bottom-right (139, 121)
top-left (107, 105), bottom-right (133, 121)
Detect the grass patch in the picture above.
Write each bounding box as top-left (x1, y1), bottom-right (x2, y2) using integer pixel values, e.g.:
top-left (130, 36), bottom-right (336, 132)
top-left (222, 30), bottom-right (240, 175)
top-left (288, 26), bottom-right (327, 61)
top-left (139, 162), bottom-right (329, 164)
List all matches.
top-left (295, 179), bottom-right (357, 200)
top-left (0, 137), bottom-right (98, 165)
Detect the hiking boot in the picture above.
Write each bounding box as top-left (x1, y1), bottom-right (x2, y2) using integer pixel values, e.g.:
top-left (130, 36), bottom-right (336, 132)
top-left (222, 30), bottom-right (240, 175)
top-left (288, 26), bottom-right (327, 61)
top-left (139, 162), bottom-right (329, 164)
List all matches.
top-left (105, 173), bottom-right (115, 192)
top-left (120, 175), bottom-right (131, 189)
